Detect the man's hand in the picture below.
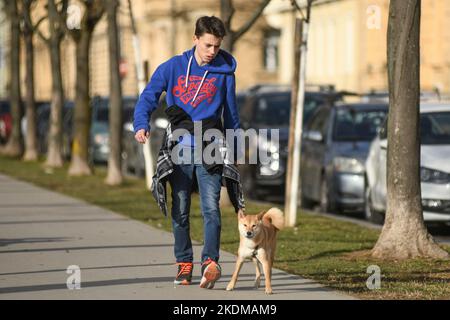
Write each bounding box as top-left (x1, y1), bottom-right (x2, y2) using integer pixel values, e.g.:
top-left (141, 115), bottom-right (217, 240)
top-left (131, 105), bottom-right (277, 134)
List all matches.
top-left (135, 129), bottom-right (150, 144)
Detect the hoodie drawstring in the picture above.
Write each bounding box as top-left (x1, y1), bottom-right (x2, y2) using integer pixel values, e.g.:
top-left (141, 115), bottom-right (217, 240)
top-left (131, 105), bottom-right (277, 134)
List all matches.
top-left (185, 55), bottom-right (209, 103)
top-left (185, 56), bottom-right (193, 88)
top-left (193, 70), bottom-right (208, 103)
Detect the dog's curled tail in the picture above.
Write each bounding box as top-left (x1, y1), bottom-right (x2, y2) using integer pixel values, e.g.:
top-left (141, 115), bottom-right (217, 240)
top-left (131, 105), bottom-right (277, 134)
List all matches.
top-left (264, 207), bottom-right (285, 231)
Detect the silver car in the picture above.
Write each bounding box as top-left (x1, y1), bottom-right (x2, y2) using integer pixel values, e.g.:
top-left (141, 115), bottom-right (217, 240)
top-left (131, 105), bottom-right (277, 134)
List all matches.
top-left (301, 102), bottom-right (388, 213)
top-left (365, 102), bottom-right (450, 225)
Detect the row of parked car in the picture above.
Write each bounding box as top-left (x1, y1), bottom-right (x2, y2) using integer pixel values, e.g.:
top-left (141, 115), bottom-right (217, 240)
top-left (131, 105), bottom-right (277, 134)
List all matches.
top-left (234, 85), bottom-right (450, 226)
top-left (119, 84), bottom-right (450, 226)
top-left (1, 97), bottom-right (137, 165)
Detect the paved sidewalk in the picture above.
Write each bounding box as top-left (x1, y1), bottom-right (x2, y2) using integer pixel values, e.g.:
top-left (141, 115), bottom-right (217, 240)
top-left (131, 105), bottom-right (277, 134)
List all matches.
top-left (0, 173), bottom-right (353, 300)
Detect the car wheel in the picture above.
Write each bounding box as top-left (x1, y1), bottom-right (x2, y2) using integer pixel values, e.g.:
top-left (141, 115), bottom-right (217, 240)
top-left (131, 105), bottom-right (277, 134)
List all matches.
top-left (320, 176), bottom-right (340, 213)
top-left (364, 186), bottom-right (384, 224)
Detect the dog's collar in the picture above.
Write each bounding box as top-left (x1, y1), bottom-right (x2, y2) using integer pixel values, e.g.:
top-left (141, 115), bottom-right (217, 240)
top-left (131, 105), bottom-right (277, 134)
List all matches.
top-left (252, 245), bottom-right (259, 257)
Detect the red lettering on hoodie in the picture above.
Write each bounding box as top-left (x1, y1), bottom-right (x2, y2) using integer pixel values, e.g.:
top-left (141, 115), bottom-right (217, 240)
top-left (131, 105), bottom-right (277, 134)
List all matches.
top-left (172, 75), bottom-right (218, 108)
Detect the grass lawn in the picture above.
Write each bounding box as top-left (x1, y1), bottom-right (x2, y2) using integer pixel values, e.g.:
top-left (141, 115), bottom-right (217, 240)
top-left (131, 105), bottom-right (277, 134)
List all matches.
top-left (0, 155), bottom-right (449, 299)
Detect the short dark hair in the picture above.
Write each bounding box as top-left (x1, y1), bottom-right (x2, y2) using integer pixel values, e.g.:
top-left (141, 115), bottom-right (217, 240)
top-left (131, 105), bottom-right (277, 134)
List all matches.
top-left (195, 16), bottom-right (226, 38)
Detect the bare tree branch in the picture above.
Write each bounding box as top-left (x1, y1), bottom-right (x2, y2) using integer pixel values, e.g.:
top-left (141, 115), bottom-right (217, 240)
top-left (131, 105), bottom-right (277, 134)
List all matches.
top-left (55, 0), bottom-right (68, 39)
top-left (34, 15), bottom-right (48, 31)
top-left (22, 0), bottom-right (48, 36)
top-left (90, 1), bottom-right (105, 26)
top-left (290, 0), bottom-right (305, 19)
top-left (35, 22), bottom-right (51, 45)
top-left (293, 0), bottom-right (345, 22)
top-left (55, 0), bottom-right (68, 22)
top-left (233, 0), bottom-right (271, 42)
top-left (220, 0), bottom-right (235, 32)
top-left (306, 0), bottom-right (314, 22)
top-left (18, 0), bottom-right (51, 45)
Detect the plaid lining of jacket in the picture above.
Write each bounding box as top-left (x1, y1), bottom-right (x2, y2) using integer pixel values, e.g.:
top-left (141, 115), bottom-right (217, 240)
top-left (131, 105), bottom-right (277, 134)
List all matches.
top-left (150, 123), bottom-right (246, 217)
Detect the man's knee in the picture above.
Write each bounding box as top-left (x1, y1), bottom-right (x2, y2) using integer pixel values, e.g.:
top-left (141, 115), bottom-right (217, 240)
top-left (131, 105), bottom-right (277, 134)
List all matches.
top-left (201, 193), bottom-right (220, 213)
top-left (171, 191), bottom-right (191, 222)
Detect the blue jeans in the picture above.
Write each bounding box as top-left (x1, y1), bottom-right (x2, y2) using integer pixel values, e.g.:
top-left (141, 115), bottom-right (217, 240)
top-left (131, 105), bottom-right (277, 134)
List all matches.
top-left (168, 148), bottom-right (222, 264)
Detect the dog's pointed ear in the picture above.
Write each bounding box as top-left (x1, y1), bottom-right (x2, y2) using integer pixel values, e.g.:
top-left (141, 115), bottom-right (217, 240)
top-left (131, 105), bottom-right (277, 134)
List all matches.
top-left (257, 211), bottom-right (266, 221)
top-left (238, 209), bottom-right (246, 219)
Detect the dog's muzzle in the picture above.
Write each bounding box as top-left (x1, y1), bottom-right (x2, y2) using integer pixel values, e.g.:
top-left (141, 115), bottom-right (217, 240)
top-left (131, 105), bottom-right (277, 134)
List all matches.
top-left (245, 231), bottom-right (254, 239)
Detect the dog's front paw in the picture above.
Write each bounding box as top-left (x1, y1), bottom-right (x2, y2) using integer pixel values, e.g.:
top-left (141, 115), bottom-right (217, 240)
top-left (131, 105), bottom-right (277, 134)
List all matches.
top-left (265, 288), bottom-right (273, 295)
top-left (226, 283), bottom-right (235, 291)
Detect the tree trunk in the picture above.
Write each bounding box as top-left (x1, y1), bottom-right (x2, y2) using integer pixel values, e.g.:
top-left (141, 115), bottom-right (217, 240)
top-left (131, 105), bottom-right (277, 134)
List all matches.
top-left (35, 0), bottom-right (67, 167)
top-left (3, 0), bottom-right (23, 157)
top-left (105, 0), bottom-right (123, 186)
top-left (45, 37), bottom-right (64, 167)
top-left (371, 0), bottom-right (448, 260)
top-left (221, 34), bottom-right (234, 53)
top-left (284, 18), bottom-right (302, 224)
top-left (68, 0), bottom-right (104, 176)
top-left (68, 31), bottom-right (94, 176)
top-left (22, 6), bottom-right (38, 162)
top-left (220, 0), bottom-right (235, 53)
top-left (220, 0), bottom-right (270, 53)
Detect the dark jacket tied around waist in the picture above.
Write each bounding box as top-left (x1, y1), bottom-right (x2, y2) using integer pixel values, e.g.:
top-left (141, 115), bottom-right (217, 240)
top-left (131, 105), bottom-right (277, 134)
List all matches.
top-left (151, 105), bottom-right (245, 217)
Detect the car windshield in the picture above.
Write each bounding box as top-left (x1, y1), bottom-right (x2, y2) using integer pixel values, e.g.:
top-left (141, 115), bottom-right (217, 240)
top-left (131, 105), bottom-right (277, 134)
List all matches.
top-left (94, 98), bottom-right (136, 123)
top-left (253, 93), bottom-right (322, 126)
top-left (421, 112), bottom-right (450, 145)
top-left (304, 96), bottom-right (326, 124)
top-left (253, 94), bottom-right (290, 126)
top-left (333, 108), bottom-right (387, 141)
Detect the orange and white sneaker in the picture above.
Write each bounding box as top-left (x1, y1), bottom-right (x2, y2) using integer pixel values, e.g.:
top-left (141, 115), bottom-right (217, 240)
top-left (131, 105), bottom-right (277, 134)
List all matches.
top-left (174, 262), bottom-right (193, 285)
top-left (199, 258), bottom-right (221, 289)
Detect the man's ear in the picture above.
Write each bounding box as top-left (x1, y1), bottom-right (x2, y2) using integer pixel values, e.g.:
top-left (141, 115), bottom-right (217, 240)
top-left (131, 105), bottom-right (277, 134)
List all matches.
top-left (257, 211), bottom-right (266, 221)
top-left (193, 35), bottom-right (199, 44)
top-left (238, 209), bottom-right (245, 219)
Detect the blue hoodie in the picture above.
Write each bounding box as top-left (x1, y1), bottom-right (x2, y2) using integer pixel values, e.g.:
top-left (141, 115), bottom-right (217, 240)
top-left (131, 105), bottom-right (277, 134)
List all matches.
top-left (133, 47), bottom-right (240, 141)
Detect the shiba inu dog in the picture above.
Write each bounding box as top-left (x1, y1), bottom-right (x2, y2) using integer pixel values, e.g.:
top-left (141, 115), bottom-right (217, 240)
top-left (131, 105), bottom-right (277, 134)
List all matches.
top-left (226, 208), bottom-right (284, 294)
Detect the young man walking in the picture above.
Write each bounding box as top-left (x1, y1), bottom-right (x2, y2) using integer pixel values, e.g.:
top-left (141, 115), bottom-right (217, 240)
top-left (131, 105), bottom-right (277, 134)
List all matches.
top-left (133, 16), bottom-right (241, 289)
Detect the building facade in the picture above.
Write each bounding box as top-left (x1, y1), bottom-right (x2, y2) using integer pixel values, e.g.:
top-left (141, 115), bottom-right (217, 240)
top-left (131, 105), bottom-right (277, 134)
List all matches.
top-left (265, 0), bottom-right (450, 94)
top-left (0, 0), bottom-right (449, 101)
top-left (1, 0), bottom-right (276, 101)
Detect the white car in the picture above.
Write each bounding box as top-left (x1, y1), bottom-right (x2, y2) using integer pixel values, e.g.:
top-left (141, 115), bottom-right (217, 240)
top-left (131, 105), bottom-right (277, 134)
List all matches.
top-left (365, 102), bottom-right (450, 225)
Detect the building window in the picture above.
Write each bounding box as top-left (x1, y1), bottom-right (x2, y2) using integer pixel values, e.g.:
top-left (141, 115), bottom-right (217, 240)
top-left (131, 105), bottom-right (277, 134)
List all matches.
top-left (263, 29), bottom-right (281, 73)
